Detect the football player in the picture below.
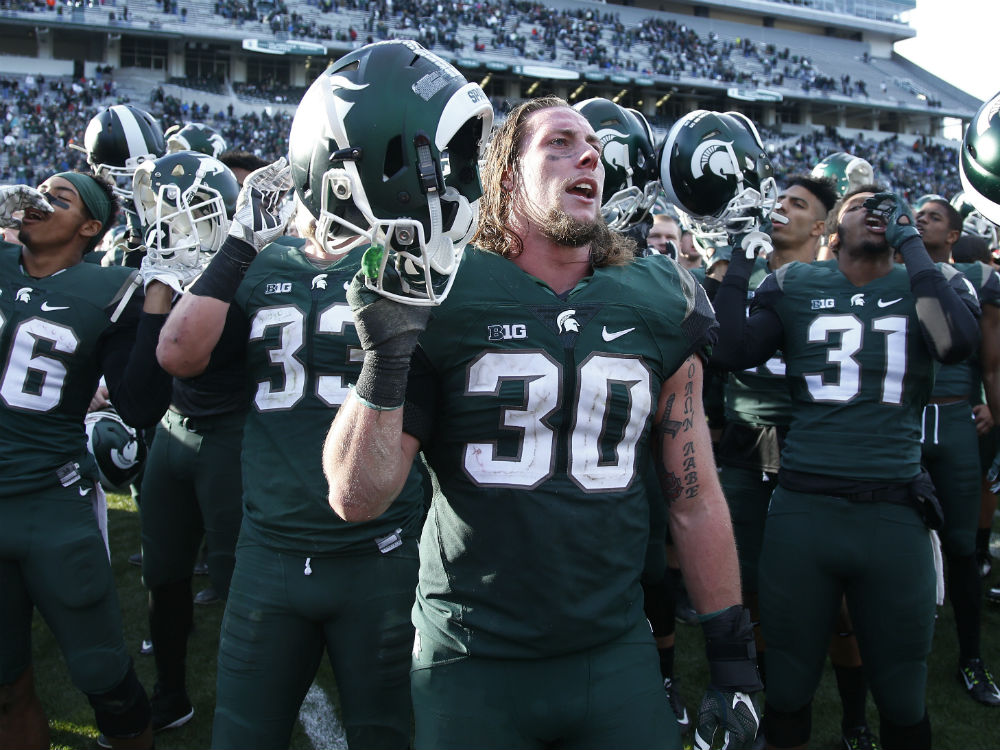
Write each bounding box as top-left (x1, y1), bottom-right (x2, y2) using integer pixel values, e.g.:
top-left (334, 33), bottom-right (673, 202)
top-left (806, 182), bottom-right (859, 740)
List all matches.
top-left (712, 184), bottom-right (981, 749)
top-left (156, 40), bottom-right (485, 749)
top-left (324, 93), bottom-right (761, 748)
top-left (0, 172), bottom-right (173, 749)
top-left (915, 195), bottom-right (1000, 705)
top-left (128, 150), bottom-right (246, 734)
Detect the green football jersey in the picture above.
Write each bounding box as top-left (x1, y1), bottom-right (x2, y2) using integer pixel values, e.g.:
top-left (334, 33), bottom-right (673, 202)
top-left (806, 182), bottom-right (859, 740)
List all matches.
top-left (411, 248), bottom-right (716, 659)
top-left (233, 241), bottom-right (427, 555)
top-left (0, 243), bottom-right (139, 496)
top-left (725, 255), bottom-right (793, 427)
top-left (755, 259), bottom-right (977, 482)
top-left (932, 261), bottom-right (1000, 398)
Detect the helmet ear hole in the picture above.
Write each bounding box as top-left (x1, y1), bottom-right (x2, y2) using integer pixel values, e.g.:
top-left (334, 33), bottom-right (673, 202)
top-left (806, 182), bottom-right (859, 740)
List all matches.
top-left (383, 135), bottom-right (405, 182)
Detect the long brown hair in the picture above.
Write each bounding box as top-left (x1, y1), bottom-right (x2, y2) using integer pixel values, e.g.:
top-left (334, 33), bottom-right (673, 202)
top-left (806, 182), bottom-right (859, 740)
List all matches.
top-left (473, 97), bottom-right (634, 267)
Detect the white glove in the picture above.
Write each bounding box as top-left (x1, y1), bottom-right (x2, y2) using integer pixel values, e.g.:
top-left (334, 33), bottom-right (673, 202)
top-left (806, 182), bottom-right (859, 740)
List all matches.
top-left (227, 157), bottom-right (295, 251)
top-left (139, 252), bottom-right (201, 295)
top-left (0, 185), bottom-right (53, 228)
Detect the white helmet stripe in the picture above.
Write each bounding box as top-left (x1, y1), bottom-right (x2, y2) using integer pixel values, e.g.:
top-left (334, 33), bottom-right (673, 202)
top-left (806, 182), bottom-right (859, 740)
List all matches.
top-left (112, 105), bottom-right (153, 160)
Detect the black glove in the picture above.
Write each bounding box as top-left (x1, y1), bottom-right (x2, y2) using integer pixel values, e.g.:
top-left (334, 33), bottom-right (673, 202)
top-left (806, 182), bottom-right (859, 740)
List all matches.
top-left (727, 215), bottom-right (773, 261)
top-left (863, 192), bottom-right (919, 249)
top-left (348, 270), bottom-right (431, 410)
top-left (695, 606), bottom-right (763, 750)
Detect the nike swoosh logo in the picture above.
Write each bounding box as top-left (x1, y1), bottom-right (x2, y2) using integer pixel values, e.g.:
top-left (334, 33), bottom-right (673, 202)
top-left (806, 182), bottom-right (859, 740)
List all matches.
top-left (41, 302), bottom-right (69, 311)
top-left (78, 485), bottom-right (92, 496)
top-left (877, 297), bottom-right (903, 308)
top-left (602, 326), bottom-right (635, 342)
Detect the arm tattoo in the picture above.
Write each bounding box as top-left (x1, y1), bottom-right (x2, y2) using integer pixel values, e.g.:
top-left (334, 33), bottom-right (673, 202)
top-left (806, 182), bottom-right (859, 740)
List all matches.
top-left (662, 470), bottom-right (683, 503)
top-left (659, 393), bottom-right (683, 437)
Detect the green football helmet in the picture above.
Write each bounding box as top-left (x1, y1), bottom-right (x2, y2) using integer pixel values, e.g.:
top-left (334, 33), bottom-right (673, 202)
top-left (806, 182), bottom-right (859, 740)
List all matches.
top-left (573, 98), bottom-right (659, 231)
top-left (659, 110), bottom-right (777, 232)
top-left (85, 408), bottom-right (147, 491)
top-left (166, 122), bottom-right (228, 159)
top-left (960, 91), bottom-right (1000, 228)
top-left (951, 191), bottom-right (998, 247)
top-left (289, 39), bottom-right (494, 305)
top-left (810, 152), bottom-right (874, 199)
top-left (80, 104), bottom-right (166, 203)
top-left (133, 151), bottom-right (239, 268)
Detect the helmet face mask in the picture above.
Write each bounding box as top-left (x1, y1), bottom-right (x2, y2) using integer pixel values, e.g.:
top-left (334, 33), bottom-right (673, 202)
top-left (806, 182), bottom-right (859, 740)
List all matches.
top-left (289, 40), bottom-right (494, 305)
top-left (660, 110), bottom-right (777, 233)
top-left (83, 105), bottom-right (166, 203)
top-left (574, 98), bottom-right (660, 231)
top-left (133, 151), bottom-right (238, 268)
top-left (810, 152), bottom-right (875, 199)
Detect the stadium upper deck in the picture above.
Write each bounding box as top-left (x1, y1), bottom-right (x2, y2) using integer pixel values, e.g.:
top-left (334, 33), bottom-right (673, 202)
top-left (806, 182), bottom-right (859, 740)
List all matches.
top-left (0, 0), bottom-right (982, 140)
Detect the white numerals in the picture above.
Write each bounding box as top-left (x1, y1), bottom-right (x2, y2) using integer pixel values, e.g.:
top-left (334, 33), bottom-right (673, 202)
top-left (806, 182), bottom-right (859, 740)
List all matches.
top-left (803, 314), bottom-right (908, 405)
top-left (462, 350), bottom-right (652, 491)
top-left (0, 314), bottom-right (79, 412)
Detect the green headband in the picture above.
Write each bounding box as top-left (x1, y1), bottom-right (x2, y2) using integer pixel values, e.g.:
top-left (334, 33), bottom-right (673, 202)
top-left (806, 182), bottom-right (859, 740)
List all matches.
top-left (53, 171), bottom-right (112, 228)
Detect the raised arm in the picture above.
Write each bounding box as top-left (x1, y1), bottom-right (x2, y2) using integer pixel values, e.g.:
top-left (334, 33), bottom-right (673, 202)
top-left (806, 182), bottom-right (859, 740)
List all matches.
top-left (325, 275), bottom-right (430, 522)
top-left (157, 158), bottom-right (294, 377)
top-left (868, 192), bottom-right (981, 364)
top-left (710, 241), bottom-right (784, 372)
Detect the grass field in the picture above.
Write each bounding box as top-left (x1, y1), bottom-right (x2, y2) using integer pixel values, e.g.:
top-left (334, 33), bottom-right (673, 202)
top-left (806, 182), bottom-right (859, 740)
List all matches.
top-left (31, 493), bottom-right (1000, 749)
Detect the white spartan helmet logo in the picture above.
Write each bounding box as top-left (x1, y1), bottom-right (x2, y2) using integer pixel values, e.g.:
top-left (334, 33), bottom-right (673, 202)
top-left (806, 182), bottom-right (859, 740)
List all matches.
top-left (691, 139), bottom-right (752, 183)
top-left (111, 438), bottom-right (141, 470)
top-left (556, 309), bottom-right (580, 333)
top-left (312, 274), bottom-right (328, 290)
top-left (16, 287), bottom-right (31, 303)
top-left (598, 131), bottom-right (634, 185)
top-left (851, 293), bottom-right (865, 307)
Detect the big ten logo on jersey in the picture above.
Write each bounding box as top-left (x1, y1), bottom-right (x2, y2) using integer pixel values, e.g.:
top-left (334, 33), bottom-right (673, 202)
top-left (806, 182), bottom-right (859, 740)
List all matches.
top-left (811, 297), bottom-right (834, 310)
top-left (487, 323), bottom-right (527, 341)
top-left (265, 282), bottom-right (292, 295)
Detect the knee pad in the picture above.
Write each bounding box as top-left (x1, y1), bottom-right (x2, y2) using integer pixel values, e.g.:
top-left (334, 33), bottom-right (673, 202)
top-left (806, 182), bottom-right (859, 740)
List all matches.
top-left (762, 699), bottom-right (811, 748)
top-left (880, 711), bottom-right (930, 750)
top-left (86, 667), bottom-right (150, 739)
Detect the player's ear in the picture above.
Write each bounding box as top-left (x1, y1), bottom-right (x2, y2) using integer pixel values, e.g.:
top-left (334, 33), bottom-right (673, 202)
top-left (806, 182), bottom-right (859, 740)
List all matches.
top-left (79, 219), bottom-right (103, 241)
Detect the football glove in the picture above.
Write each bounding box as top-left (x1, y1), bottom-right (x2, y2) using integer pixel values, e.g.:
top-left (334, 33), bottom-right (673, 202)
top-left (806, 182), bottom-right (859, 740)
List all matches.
top-left (987, 450), bottom-right (1000, 494)
top-left (695, 605), bottom-right (763, 750)
top-left (863, 192), bottom-right (920, 249)
top-left (347, 270), bottom-right (432, 409)
top-left (0, 185), bottom-right (53, 228)
top-left (139, 252), bottom-right (201, 294)
top-left (728, 215), bottom-right (773, 261)
top-left (227, 157), bottom-right (295, 252)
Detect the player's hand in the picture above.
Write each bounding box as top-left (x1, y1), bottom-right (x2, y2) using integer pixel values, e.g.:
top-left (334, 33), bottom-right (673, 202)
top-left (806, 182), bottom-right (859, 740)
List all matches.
top-left (139, 252), bottom-right (201, 294)
top-left (972, 404), bottom-right (994, 437)
top-left (694, 688), bottom-right (761, 750)
top-left (88, 384), bottom-right (111, 413)
top-left (227, 157), bottom-right (295, 251)
top-left (863, 192), bottom-right (920, 249)
top-left (0, 185), bottom-right (53, 228)
top-left (347, 270), bottom-right (431, 358)
top-left (728, 215), bottom-right (773, 260)
top-left (696, 605), bottom-right (763, 750)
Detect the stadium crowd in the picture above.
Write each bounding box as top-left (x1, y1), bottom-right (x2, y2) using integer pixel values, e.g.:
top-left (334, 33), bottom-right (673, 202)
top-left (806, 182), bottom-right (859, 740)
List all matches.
top-left (0, 35), bottom-right (998, 750)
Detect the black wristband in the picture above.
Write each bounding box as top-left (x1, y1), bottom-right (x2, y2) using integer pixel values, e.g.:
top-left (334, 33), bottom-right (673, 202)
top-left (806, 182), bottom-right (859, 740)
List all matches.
top-left (702, 605), bottom-right (763, 693)
top-left (354, 351), bottom-right (412, 410)
top-left (188, 237), bottom-right (257, 302)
